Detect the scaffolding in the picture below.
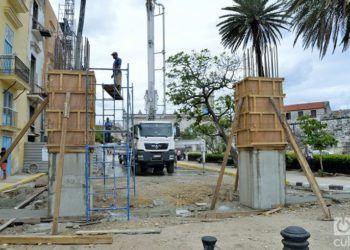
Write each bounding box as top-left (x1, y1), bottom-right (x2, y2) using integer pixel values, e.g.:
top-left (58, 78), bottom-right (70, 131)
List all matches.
top-left (84, 65), bottom-right (135, 222)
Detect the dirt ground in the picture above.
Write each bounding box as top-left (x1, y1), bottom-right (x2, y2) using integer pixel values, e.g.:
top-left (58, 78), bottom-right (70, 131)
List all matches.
top-left (1, 167), bottom-right (350, 249)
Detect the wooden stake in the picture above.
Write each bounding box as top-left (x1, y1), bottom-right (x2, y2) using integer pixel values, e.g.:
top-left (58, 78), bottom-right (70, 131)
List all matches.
top-left (0, 97), bottom-right (49, 164)
top-left (0, 218), bottom-right (16, 232)
top-left (269, 97), bottom-right (332, 220)
top-left (14, 187), bottom-right (47, 209)
top-left (210, 99), bottom-right (243, 210)
top-left (52, 93), bottom-right (71, 235)
top-left (233, 167), bottom-right (239, 192)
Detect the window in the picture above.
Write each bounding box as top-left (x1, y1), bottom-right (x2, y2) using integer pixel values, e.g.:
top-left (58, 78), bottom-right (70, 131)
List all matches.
top-left (30, 55), bottom-right (36, 88)
top-left (3, 91), bottom-right (14, 126)
top-left (3, 25), bottom-right (14, 74)
top-left (311, 110), bottom-right (317, 118)
top-left (32, 1), bottom-right (39, 29)
top-left (298, 111), bottom-right (304, 117)
top-left (286, 112), bottom-right (291, 120)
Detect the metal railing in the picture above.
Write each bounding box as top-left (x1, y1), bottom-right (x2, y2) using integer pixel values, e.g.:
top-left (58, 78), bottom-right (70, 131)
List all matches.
top-left (2, 107), bottom-right (17, 127)
top-left (0, 55), bottom-right (30, 83)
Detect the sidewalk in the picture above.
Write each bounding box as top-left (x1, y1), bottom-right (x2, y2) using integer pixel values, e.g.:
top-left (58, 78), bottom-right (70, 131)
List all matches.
top-left (177, 161), bottom-right (350, 192)
top-left (0, 173), bottom-right (45, 192)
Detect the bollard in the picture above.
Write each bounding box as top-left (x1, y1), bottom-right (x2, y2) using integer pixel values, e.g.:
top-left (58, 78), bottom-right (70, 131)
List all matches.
top-left (201, 236), bottom-right (217, 250)
top-left (280, 226), bottom-right (310, 250)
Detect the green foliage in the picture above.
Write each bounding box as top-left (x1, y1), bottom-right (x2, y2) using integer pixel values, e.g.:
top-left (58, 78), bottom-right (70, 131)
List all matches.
top-left (187, 152), bottom-right (202, 161)
top-left (297, 115), bottom-right (338, 152)
top-left (167, 49), bottom-right (240, 163)
top-left (218, 0), bottom-right (289, 76)
top-left (180, 127), bottom-right (197, 140)
top-left (286, 153), bottom-right (350, 174)
top-left (287, 0), bottom-right (350, 57)
top-left (95, 125), bottom-right (104, 143)
top-left (187, 152), bottom-right (234, 165)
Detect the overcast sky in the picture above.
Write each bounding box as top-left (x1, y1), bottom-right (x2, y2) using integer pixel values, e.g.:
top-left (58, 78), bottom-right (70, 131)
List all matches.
top-left (49, 0), bottom-right (349, 114)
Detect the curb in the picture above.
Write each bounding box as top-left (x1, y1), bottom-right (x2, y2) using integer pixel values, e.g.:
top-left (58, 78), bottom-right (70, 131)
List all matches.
top-left (286, 181), bottom-right (350, 192)
top-left (0, 173), bottom-right (46, 193)
top-left (176, 162), bottom-right (236, 177)
top-left (178, 162), bottom-right (349, 192)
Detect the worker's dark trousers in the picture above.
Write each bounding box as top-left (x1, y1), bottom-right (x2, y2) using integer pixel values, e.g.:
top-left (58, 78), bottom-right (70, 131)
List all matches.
top-left (2, 169), bottom-right (6, 180)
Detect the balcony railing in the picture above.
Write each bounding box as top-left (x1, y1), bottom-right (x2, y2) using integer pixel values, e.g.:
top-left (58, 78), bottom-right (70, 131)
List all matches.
top-left (0, 55), bottom-right (29, 83)
top-left (2, 107), bottom-right (17, 128)
top-left (30, 83), bottom-right (44, 94)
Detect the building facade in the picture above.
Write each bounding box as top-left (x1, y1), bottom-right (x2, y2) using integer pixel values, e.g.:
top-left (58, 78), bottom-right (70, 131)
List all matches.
top-left (27, 0), bottom-right (46, 142)
top-left (0, 0), bottom-right (61, 176)
top-left (0, 0), bottom-right (31, 175)
top-left (285, 101), bottom-right (350, 154)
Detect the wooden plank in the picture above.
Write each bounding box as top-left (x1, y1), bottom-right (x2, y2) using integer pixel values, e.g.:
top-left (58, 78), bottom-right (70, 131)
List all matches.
top-left (0, 235), bottom-right (112, 245)
top-left (102, 84), bottom-right (123, 100)
top-left (0, 218), bottom-right (16, 232)
top-left (210, 99), bottom-right (243, 210)
top-left (262, 207), bottom-right (282, 216)
top-left (269, 97), bottom-right (332, 220)
top-left (0, 218), bottom-right (40, 225)
top-left (76, 228), bottom-right (161, 235)
top-left (52, 92), bottom-right (70, 235)
top-left (199, 210), bottom-right (265, 219)
top-left (0, 98), bottom-right (49, 164)
top-left (14, 187), bottom-right (47, 210)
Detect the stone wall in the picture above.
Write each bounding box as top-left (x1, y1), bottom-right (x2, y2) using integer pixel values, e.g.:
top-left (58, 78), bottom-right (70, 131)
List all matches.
top-left (288, 109), bottom-right (350, 154)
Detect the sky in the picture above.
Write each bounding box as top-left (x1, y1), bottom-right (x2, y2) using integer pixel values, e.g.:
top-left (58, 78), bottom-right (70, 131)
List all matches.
top-left (49, 0), bottom-right (350, 114)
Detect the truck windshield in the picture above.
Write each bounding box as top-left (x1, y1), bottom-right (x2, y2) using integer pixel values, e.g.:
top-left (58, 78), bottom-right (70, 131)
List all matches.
top-left (139, 123), bottom-right (173, 137)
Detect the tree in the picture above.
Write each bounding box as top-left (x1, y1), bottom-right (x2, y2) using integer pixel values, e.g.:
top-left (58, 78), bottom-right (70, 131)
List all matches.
top-left (217, 0), bottom-right (289, 76)
top-left (297, 115), bottom-right (338, 171)
top-left (167, 49), bottom-right (240, 164)
top-left (287, 0), bottom-right (350, 58)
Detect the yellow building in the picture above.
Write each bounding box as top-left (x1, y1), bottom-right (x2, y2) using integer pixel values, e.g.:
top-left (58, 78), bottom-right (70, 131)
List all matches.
top-left (0, 0), bottom-right (30, 176)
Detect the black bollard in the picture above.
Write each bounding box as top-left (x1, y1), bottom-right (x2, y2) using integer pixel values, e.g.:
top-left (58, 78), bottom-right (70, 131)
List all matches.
top-left (201, 236), bottom-right (217, 250)
top-left (280, 226), bottom-right (310, 250)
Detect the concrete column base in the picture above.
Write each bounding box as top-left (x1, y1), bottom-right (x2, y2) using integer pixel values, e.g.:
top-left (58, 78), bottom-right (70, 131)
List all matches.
top-left (48, 153), bottom-right (86, 217)
top-left (239, 150), bottom-right (286, 209)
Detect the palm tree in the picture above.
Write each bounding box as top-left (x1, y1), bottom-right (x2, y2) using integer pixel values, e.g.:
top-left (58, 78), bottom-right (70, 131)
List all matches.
top-left (287, 0), bottom-right (350, 58)
top-left (218, 0), bottom-right (289, 77)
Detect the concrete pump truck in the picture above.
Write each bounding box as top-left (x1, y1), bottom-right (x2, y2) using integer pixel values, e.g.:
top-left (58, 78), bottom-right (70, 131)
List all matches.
top-left (133, 0), bottom-right (179, 175)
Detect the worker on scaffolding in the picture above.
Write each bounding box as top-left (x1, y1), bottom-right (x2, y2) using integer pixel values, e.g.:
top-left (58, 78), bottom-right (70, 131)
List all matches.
top-left (104, 117), bottom-right (113, 143)
top-left (111, 52), bottom-right (122, 92)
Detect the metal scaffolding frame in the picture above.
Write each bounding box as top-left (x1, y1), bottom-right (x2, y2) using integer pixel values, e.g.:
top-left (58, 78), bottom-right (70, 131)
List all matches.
top-left (84, 65), bottom-right (135, 222)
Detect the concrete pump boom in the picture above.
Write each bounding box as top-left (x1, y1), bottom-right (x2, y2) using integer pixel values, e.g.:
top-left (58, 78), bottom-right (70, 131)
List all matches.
top-left (145, 0), bottom-right (165, 120)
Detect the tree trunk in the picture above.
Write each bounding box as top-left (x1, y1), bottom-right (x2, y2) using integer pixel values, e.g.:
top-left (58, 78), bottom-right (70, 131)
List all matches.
top-left (319, 152), bottom-right (324, 171)
top-left (205, 97), bottom-right (238, 166)
top-left (254, 43), bottom-right (264, 77)
top-left (252, 24), bottom-right (264, 77)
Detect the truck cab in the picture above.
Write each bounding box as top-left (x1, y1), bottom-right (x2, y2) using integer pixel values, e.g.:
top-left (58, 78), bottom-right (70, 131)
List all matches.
top-left (134, 121), bottom-right (178, 174)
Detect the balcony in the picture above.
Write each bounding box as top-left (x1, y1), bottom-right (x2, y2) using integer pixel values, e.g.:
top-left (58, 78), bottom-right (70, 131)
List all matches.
top-left (0, 55), bottom-right (30, 90)
top-left (1, 107), bottom-right (18, 132)
top-left (32, 18), bottom-right (51, 41)
top-left (28, 81), bottom-right (45, 103)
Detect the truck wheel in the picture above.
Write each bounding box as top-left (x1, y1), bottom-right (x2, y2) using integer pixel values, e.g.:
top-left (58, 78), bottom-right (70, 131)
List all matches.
top-left (167, 162), bottom-right (175, 174)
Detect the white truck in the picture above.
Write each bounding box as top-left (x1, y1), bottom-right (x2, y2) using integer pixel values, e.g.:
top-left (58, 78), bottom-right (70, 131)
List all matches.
top-left (134, 121), bottom-right (178, 175)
